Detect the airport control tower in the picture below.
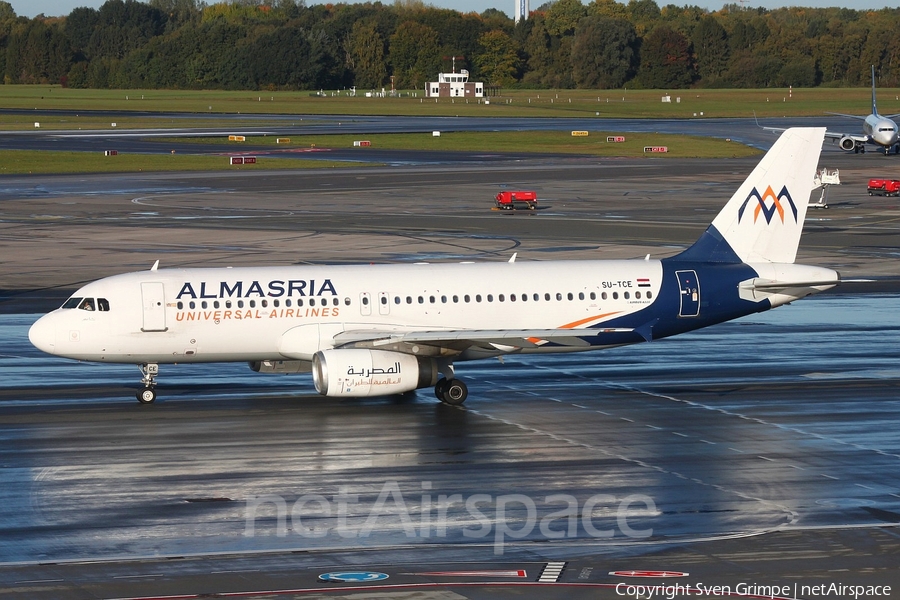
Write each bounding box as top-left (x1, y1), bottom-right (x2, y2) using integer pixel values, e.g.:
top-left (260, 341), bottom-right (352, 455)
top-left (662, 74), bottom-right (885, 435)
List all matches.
top-left (515, 0), bottom-right (529, 23)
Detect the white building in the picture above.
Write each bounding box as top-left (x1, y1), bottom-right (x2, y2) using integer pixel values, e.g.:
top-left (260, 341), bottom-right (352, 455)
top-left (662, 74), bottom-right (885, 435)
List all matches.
top-left (425, 70), bottom-right (484, 98)
top-left (515, 0), bottom-right (529, 23)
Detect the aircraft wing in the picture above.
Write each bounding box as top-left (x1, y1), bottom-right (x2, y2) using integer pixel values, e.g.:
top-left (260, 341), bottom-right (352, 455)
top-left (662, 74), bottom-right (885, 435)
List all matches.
top-left (824, 111), bottom-right (866, 120)
top-left (332, 327), bottom-right (634, 351)
top-left (760, 124), bottom-right (866, 143)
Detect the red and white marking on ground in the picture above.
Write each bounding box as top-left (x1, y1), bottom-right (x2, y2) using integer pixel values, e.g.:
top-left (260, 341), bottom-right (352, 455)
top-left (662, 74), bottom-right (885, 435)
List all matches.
top-left (609, 570), bottom-right (690, 578)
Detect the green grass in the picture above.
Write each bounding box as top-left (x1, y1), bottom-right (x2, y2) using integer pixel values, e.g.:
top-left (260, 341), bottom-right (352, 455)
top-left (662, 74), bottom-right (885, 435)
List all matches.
top-left (165, 130), bottom-right (762, 159)
top-left (0, 150), bottom-right (375, 175)
top-left (0, 85), bottom-right (895, 121)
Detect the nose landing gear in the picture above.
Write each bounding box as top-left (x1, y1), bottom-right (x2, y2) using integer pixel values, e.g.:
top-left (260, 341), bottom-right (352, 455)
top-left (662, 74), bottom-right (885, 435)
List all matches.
top-left (137, 363), bottom-right (159, 404)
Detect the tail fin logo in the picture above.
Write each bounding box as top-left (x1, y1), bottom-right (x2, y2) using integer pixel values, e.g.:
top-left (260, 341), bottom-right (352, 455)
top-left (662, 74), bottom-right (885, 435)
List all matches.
top-left (737, 185), bottom-right (798, 225)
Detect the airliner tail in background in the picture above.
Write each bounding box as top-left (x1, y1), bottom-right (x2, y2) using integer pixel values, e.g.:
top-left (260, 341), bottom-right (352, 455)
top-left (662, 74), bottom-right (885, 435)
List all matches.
top-left (29, 128), bottom-right (839, 406)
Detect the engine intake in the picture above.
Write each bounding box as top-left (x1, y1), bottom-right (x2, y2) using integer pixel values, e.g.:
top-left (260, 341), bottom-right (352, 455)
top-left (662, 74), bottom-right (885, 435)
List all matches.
top-left (839, 136), bottom-right (856, 151)
top-left (312, 349), bottom-right (438, 397)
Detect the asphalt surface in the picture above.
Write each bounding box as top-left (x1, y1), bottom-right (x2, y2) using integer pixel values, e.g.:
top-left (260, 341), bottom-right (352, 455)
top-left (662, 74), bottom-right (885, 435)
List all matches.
top-left (0, 116), bottom-right (898, 598)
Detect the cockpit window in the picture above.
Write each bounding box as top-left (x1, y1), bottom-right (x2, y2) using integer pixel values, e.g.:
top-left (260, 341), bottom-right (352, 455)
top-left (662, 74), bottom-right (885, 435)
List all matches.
top-left (97, 298), bottom-right (110, 312)
top-left (61, 297), bottom-right (83, 309)
top-left (78, 298), bottom-right (95, 311)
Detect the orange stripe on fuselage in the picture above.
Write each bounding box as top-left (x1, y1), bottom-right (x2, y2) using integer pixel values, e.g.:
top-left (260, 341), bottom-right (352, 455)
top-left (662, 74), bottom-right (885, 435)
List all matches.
top-left (560, 312), bottom-right (621, 330)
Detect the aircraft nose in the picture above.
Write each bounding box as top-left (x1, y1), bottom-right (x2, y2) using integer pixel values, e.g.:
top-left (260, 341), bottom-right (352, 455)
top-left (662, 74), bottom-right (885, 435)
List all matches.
top-left (28, 315), bottom-right (56, 354)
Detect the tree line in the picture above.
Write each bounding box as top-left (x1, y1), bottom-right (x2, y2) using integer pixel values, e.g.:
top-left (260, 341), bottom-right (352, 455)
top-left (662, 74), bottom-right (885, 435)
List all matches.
top-left (0, 0), bottom-right (898, 91)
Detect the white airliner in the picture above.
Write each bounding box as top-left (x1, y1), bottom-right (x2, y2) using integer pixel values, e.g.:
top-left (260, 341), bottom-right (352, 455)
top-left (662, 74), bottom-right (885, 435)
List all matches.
top-left (764, 66), bottom-right (899, 155)
top-left (29, 128), bottom-right (839, 405)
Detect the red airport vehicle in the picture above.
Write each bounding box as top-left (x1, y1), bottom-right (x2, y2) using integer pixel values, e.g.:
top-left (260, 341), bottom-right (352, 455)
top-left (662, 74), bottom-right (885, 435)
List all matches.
top-left (495, 190), bottom-right (538, 210)
top-left (867, 179), bottom-right (900, 196)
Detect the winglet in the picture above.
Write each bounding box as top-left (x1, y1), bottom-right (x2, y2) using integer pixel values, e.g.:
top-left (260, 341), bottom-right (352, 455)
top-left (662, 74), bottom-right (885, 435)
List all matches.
top-left (151, 260), bottom-right (160, 271)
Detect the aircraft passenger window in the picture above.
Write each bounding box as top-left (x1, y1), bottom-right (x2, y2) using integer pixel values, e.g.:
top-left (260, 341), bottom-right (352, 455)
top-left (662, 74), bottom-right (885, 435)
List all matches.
top-left (201, 301), bottom-right (208, 309)
top-left (590, 292), bottom-right (596, 300)
top-left (283, 300), bottom-right (289, 308)
top-left (499, 294), bottom-right (505, 302)
top-left (261, 300), bottom-right (268, 308)
top-left (464, 295), bottom-right (470, 303)
top-left (646, 292), bottom-right (653, 299)
top-left (624, 292), bottom-right (630, 299)
top-left (226, 300), bottom-right (233, 308)
top-left (556, 293), bottom-right (562, 301)
top-left (487, 294), bottom-right (493, 302)
top-left (97, 298), bottom-right (110, 311)
top-left (635, 292), bottom-right (641, 299)
top-left (249, 300), bottom-right (256, 308)
top-left (534, 293), bottom-right (539, 301)
top-left (177, 301), bottom-right (184, 310)
top-left (567, 293), bottom-right (574, 301)
top-left (394, 296), bottom-right (401, 304)
top-left (78, 298), bottom-right (95, 311)
top-left (544, 293), bottom-right (550, 301)
top-left (297, 299), bottom-right (304, 307)
top-left (521, 294), bottom-right (527, 302)
top-left (345, 297), bottom-right (350, 306)
top-left (578, 292), bottom-right (584, 300)
top-left (311, 298), bottom-right (317, 306)
top-left (238, 300), bottom-right (244, 308)
top-left (361, 297), bottom-right (367, 306)
top-left (380, 296), bottom-right (387, 305)
top-left (190, 301), bottom-right (196, 309)
top-left (62, 297), bottom-right (82, 309)
top-left (430, 296), bottom-right (435, 303)
top-left (601, 292), bottom-right (608, 300)
top-left (418, 296), bottom-right (424, 304)
top-left (441, 295), bottom-right (447, 303)
top-left (406, 296), bottom-right (412, 304)
top-left (612, 292), bottom-right (618, 300)
top-left (453, 295), bottom-right (459, 303)
top-left (510, 294), bottom-right (516, 302)
top-left (214, 301), bottom-right (220, 309)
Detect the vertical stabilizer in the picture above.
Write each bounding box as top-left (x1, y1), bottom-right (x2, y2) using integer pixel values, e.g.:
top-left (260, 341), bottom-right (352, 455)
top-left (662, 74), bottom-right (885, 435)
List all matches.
top-left (872, 64), bottom-right (879, 116)
top-left (677, 127), bottom-right (825, 265)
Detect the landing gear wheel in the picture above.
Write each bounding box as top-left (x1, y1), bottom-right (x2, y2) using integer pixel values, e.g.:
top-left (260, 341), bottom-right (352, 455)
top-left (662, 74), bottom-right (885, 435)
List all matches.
top-left (137, 387), bottom-right (157, 404)
top-left (439, 379), bottom-right (468, 406)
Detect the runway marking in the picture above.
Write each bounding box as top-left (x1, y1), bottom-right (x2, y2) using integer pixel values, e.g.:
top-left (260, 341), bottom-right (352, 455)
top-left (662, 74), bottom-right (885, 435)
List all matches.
top-left (854, 483), bottom-right (874, 490)
top-left (700, 439), bottom-right (716, 445)
top-left (672, 432), bottom-right (689, 438)
top-left (15, 578), bottom-right (63, 583)
top-left (729, 447), bottom-right (745, 453)
top-left (620, 417), bottom-right (634, 422)
top-left (821, 474), bottom-right (839, 480)
top-left (538, 561), bottom-right (566, 583)
top-left (646, 424), bottom-right (662, 430)
top-left (758, 456), bottom-right (775, 462)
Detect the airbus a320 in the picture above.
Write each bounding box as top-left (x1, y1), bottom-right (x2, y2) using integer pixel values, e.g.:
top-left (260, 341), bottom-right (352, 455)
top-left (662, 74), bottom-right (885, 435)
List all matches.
top-left (29, 128), bottom-right (839, 405)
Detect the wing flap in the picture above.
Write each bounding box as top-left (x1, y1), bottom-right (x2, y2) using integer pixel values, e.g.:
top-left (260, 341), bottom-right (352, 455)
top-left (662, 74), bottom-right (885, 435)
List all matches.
top-left (332, 327), bottom-right (634, 352)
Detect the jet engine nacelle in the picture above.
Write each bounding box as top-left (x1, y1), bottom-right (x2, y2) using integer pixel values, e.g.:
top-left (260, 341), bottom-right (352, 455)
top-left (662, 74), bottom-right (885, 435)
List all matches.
top-left (312, 349), bottom-right (438, 397)
top-left (839, 136), bottom-right (857, 151)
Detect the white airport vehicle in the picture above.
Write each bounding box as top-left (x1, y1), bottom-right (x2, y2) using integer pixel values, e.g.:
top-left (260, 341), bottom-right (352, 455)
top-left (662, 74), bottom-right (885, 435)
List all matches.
top-left (29, 128), bottom-right (839, 405)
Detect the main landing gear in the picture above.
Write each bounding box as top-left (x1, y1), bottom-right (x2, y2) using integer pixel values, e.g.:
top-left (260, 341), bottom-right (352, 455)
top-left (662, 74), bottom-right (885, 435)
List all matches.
top-left (435, 378), bottom-right (468, 405)
top-left (137, 363), bottom-right (159, 404)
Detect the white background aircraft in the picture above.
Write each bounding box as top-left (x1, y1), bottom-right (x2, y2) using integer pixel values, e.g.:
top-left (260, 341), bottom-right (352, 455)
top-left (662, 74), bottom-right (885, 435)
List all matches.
top-left (29, 128), bottom-right (839, 405)
top-left (765, 66), bottom-right (900, 155)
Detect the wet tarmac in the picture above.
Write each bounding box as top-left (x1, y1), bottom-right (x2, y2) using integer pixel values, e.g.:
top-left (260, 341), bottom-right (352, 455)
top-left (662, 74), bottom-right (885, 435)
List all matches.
top-left (0, 293), bottom-right (899, 597)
